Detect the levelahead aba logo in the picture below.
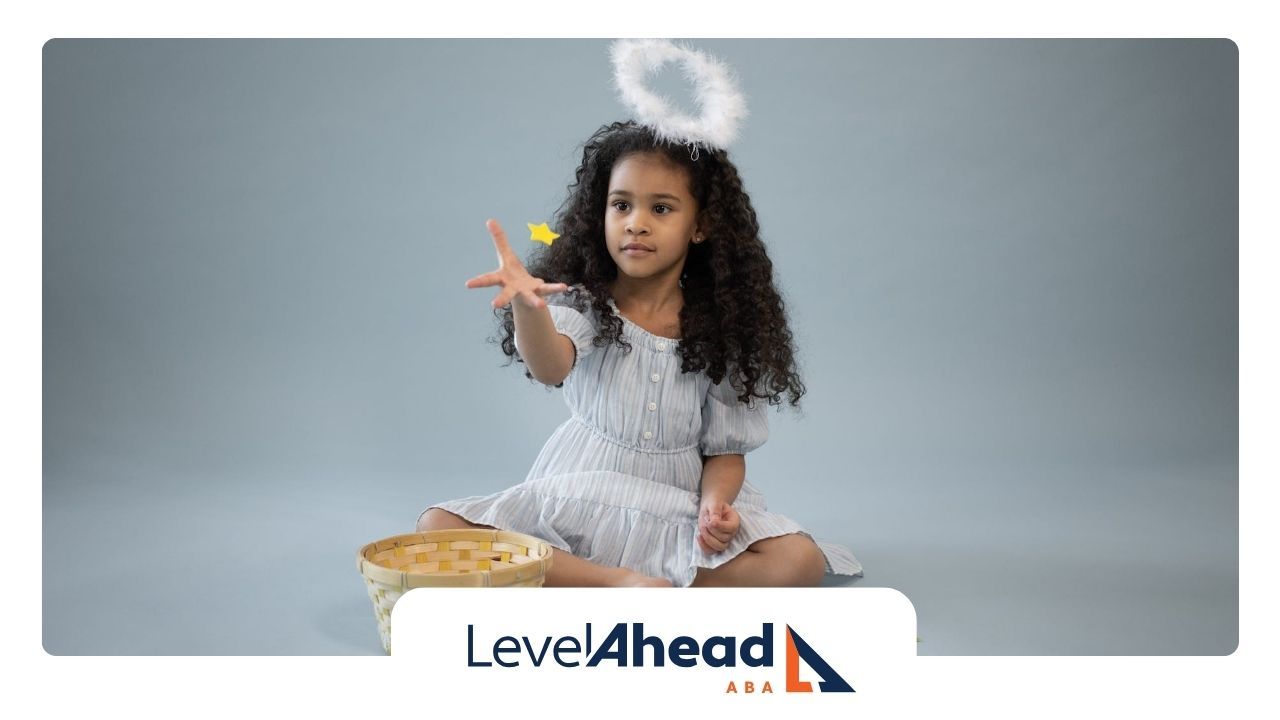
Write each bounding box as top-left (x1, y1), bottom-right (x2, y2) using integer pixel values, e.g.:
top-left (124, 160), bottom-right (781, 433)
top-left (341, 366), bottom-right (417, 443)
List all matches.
top-left (466, 620), bottom-right (854, 694)
top-left (394, 588), bottom-right (916, 704)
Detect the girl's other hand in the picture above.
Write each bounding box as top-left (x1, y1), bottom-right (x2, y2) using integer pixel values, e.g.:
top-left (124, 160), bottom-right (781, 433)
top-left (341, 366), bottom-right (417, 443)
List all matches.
top-left (697, 501), bottom-right (740, 554)
top-left (465, 219), bottom-right (568, 310)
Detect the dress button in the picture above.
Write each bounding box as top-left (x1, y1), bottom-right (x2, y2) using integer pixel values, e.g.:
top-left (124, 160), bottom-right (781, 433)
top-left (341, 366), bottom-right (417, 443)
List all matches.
top-left (650, 373), bottom-right (660, 383)
top-left (643, 431), bottom-right (653, 440)
top-left (655, 341), bottom-right (667, 351)
top-left (647, 402), bottom-right (657, 411)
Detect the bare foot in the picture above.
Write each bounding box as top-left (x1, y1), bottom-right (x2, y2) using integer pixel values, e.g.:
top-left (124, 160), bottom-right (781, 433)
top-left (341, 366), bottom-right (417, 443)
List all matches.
top-left (611, 568), bottom-right (674, 587)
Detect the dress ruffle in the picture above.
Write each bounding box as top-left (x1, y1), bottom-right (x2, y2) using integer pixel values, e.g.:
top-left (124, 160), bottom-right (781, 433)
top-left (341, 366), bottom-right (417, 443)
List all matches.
top-left (427, 470), bottom-right (863, 588)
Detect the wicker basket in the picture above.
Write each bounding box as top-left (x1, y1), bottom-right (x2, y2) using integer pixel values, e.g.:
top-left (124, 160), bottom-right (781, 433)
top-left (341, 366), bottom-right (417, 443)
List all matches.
top-left (357, 528), bottom-right (554, 653)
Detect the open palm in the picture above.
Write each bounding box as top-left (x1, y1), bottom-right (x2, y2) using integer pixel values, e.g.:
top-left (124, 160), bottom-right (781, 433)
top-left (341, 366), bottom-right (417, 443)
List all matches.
top-left (465, 219), bottom-right (568, 309)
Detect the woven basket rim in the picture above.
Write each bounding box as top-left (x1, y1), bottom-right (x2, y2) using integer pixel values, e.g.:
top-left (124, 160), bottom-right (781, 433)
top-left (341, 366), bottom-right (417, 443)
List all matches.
top-left (357, 528), bottom-right (554, 589)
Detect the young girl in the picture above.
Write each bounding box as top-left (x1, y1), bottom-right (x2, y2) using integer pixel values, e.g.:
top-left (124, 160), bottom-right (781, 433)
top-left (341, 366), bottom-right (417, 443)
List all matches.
top-left (416, 120), bottom-right (862, 588)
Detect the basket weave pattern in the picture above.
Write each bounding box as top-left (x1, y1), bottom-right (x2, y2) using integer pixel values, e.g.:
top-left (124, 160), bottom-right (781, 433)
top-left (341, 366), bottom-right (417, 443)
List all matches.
top-left (357, 528), bottom-right (554, 653)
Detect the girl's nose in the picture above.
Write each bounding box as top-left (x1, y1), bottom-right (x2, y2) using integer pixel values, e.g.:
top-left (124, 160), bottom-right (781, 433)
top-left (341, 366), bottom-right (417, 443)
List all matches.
top-left (625, 222), bottom-right (649, 236)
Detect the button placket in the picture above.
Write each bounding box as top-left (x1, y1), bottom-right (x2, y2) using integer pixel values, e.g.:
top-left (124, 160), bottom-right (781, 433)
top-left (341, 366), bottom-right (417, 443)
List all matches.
top-left (642, 353), bottom-right (663, 444)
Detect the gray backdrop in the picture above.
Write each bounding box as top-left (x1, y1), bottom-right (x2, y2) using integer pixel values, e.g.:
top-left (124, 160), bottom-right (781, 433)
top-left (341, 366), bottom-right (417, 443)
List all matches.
top-left (43, 39), bottom-right (1237, 655)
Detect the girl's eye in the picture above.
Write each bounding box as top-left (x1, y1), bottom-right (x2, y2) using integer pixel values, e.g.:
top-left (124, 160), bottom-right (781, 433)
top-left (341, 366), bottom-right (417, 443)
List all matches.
top-left (611, 201), bottom-right (672, 214)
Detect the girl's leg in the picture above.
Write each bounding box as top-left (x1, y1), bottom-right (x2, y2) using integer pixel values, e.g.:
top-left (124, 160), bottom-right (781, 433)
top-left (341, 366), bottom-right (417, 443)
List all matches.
top-left (689, 533), bottom-right (827, 587)
top-left (541, 548), bottom-right (673, 588)
top-left (415, 508), bottom-right (672, 588)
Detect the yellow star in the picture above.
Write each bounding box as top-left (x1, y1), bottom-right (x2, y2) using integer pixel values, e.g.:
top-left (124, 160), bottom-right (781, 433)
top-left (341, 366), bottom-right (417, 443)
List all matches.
top-left (527, 222), bottom-right (560, 246)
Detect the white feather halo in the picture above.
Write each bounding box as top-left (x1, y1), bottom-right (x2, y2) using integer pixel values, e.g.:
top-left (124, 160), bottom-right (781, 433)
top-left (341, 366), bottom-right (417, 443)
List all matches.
top-left (610, 39), bottom-right (747, 154)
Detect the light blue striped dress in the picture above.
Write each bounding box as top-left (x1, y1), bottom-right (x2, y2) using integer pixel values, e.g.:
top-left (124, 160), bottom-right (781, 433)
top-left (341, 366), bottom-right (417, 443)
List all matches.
top-left (424, 287), bottom-right (862, 587)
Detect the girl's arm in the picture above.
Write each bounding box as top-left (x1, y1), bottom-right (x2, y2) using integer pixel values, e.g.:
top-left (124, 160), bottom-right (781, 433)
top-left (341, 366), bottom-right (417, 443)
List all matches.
top-left (465, 219), bottom-right (573, 385)
top-left (512, 302), bottom-right (576, 386)
top-left (700, 454), bottom-right (745, 507)
top-left (698, 454), bottom-right (745, 553)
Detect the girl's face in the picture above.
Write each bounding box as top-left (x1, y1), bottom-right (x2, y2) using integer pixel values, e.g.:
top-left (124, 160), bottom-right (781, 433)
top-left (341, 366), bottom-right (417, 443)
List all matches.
top-left (604, 152), bottom-right (701, 283)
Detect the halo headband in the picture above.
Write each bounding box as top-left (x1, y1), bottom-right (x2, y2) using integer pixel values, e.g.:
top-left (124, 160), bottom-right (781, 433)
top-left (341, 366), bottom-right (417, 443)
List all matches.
top-left (610, 39), bottom-right (748, 157)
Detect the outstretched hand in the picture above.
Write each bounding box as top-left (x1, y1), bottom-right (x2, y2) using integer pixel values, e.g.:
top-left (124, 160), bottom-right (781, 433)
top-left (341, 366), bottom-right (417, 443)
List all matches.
top-left (465, 219), bottom-right (568, 309)
top-left (698, 500), bottom-right (741, 554)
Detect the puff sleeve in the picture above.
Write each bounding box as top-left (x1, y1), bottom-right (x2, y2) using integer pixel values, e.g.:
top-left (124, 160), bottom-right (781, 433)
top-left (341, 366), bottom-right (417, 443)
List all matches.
top-left (514, 287), bottom-right (598, 371)
top-left (698, 374), bottom-right (770, 456)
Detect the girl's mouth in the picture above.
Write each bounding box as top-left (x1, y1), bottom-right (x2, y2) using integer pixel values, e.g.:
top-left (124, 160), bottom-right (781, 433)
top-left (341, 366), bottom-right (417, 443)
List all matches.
top-left (622, 243), bottom-right (654, 256)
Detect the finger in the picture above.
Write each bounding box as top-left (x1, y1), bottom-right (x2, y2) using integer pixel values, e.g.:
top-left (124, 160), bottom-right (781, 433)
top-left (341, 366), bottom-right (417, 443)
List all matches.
top-left (465, 272), bottom-right (502, 289)
top-left (709, 516), bottom-right (732, 532)
top-left (710, 517), bottom-right (734, 532)
top-left (534, 282), bottom-right (569, 297)
top-left (486, 219), bottom-right (515, 262)
top-left (700, 529), bottom-right (727, 553)
top-left (492, 289), bottom-right (513, 309)
top-left (707, 526), bottom-right (731, 543)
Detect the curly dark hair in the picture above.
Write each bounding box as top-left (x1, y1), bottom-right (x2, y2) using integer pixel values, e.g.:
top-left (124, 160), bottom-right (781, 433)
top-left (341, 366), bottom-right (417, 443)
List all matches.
top-left (495, 120), bottom-right (805, 407)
